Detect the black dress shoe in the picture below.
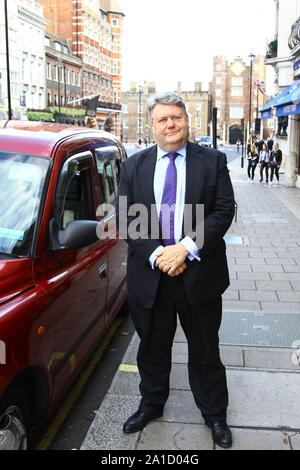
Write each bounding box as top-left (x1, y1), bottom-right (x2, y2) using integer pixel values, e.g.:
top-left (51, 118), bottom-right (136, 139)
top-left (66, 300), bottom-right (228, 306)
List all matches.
top-left (123, 409), bottom-right (163, 434)
top-left (206, 421), bottom-right (232, 448)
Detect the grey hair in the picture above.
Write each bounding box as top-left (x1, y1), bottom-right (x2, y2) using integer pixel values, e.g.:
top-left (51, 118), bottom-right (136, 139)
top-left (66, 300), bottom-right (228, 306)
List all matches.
top-left (147, 92), bottom-right (187, 115)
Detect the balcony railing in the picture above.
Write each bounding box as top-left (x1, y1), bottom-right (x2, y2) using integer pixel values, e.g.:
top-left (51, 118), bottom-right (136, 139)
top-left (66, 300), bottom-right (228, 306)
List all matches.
top-left (288, 17), bottom-right (300, 51)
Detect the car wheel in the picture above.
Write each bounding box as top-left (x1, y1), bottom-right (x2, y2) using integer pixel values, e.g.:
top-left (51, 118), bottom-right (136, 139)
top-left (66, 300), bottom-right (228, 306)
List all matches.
top-left (0, 389), bottom-right (29, 450)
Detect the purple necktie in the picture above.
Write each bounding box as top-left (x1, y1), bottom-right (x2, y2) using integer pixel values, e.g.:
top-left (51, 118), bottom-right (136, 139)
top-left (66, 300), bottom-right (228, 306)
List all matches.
top-left (159, 152), bottom-right (178, 246)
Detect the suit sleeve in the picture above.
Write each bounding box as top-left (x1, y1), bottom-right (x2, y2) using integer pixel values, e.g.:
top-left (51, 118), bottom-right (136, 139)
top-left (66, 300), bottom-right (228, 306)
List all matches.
top-left (117, 160), bottom-right (162, 263)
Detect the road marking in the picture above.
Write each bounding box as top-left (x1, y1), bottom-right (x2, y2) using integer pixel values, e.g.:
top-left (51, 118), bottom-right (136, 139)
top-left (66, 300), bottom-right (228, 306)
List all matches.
top-left (36, 318), bottom-right (123, 450)
top-left (119, 364), bottom-right (138, 373)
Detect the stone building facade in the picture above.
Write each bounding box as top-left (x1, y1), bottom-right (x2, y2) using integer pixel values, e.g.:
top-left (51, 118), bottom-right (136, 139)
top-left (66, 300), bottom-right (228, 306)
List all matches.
top-left (211, 55), bottom-right (266, 144)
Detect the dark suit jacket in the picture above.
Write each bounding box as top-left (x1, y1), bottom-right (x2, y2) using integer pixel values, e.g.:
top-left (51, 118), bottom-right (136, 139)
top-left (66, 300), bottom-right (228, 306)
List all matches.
top-left (117, 141), bottom-right (235, 309)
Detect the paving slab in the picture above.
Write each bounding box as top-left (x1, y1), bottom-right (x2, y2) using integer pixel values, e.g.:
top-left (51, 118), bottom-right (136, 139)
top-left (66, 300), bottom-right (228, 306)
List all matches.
top-left (137, 422), bottom-right (213, 450)
top-left (216, 428), bottom-right (291, 451)
top-left (81, 394), bottom-right (141, 450)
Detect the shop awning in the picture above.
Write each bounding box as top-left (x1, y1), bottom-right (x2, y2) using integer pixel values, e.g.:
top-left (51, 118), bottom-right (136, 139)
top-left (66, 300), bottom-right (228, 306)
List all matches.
top-left (260, 80), bottom-right (300, 120)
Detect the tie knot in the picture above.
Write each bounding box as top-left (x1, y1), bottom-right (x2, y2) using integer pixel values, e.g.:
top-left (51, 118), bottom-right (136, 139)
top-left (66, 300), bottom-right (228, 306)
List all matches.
top-left (167, 152), bottom-right (178, 161)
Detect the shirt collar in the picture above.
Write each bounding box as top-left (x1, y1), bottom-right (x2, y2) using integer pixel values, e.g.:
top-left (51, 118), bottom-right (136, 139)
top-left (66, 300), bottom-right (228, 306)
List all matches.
top-left (157, 144), bottom-right (187, 161)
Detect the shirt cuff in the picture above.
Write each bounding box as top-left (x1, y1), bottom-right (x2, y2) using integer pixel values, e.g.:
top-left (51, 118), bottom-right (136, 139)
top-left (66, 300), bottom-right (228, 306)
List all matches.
top-left (149, 245), bottom-right (164, 270)
top-left (180, 237), bottom-right (201, 262)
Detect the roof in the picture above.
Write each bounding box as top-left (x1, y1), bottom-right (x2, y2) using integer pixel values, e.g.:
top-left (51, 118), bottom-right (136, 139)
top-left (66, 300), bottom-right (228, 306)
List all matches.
top-left (100, 0), bottom-right (125, 16)
top-left (0, 121), bottom-right (117, 158)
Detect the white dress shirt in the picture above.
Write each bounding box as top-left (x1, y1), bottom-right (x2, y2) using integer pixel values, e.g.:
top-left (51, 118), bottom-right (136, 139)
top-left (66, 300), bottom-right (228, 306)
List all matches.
top-left (149, 145), bottom-right (200, 268)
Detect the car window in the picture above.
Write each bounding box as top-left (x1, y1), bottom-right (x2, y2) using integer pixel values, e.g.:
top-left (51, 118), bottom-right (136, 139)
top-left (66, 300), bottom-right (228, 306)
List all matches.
top-left (95, 146), bottom-right (121, 205)
top-left (0, 152), bottom-right (49, 257)
top-left (54, 152), bottom-right (95, 230)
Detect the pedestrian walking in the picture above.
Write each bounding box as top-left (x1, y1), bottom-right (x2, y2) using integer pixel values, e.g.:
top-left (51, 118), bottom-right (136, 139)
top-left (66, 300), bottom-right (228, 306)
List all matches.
top-left (247, 144), bottom-right (259, 182)
top-left (259, 144), bottom-right (271, 183)
top-left (269, 143), bottom-right (282, 185)
top-left (117, 92), bottom-right (235, 449)
top-left (236, 139), bottom-right (241, 153)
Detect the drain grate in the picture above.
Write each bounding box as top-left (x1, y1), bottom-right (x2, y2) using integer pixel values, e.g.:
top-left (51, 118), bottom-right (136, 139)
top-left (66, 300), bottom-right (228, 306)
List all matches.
top-left (220, 311), bottom-right (300, 348)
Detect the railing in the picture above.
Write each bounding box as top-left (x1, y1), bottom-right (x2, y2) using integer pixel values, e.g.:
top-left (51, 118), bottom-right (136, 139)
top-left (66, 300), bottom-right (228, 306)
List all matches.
top-left (288, 17), bottom-right (300, 51)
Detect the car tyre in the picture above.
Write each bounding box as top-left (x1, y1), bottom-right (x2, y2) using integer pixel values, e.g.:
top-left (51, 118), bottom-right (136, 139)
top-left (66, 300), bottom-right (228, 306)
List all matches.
top-left (0, 389), bottom-right (29, 450)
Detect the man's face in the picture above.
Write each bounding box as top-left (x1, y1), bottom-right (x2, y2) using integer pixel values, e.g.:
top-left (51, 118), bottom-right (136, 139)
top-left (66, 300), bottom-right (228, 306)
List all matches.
top-left (152, 104), bottom-right (189, 151)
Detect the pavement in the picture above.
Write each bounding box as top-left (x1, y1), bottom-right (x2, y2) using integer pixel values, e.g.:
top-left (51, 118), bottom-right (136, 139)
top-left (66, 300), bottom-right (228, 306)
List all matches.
top-left (81, 153), bottom-right (300, 451)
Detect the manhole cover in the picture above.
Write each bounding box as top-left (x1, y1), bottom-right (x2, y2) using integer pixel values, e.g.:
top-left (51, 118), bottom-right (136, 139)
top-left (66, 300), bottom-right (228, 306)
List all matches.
top-left (220, 311), bottom-right (300, 348)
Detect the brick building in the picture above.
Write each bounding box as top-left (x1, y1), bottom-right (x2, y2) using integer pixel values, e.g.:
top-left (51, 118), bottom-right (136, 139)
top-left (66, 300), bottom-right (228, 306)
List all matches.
top-left (211, 56), bottom-right (266, 144)
top-left (38, 0), bottom-right (124, 135)
top-left (122, 81), bottom-right (210, 143)
top-left (45, 33), bottom-right (82, 109)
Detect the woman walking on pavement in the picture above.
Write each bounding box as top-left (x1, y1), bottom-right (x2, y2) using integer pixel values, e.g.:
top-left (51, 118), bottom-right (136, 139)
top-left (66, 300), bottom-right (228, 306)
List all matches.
top-left (269, 143), bottom-right (282, 185)
top-left (259, 144), bottom-right (270, 183)
top-left (247, 143), bottom-right (259, 182)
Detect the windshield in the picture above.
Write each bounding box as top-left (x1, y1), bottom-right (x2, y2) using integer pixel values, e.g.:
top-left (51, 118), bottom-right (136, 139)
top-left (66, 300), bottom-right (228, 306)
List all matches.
top-left (0, 152), bottom-right (50, 258)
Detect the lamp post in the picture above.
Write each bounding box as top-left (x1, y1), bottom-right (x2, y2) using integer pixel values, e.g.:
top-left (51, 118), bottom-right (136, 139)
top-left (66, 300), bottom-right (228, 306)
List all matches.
top-left (138, 85), bottom-right (143, 142)
top-left (248, 53), bottom-right (256, 139)
top-left (4, 0), bottom-right (12, 120)
top-left (57, 57), bottom-right (62, 120)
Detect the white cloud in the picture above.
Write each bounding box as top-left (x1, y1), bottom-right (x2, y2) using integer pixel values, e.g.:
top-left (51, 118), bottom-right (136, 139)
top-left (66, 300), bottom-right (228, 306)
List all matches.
top-left (119, 0), bottom-right (275, 91)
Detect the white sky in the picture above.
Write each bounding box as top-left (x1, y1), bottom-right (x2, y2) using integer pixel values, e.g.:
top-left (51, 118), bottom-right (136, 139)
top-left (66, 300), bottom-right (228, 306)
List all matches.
top-left (119, 0), bottom-right (276, 92)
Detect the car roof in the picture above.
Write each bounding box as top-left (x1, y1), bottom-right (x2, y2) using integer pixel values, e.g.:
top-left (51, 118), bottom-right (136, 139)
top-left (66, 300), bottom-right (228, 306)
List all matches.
top-left (0, 121), bottom-right (120, 158)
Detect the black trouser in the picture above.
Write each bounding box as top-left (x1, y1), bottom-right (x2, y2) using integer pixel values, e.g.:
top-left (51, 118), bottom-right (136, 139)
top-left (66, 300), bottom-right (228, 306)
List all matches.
top-left (270, 166), bottom-right (280, 182)
top-left (247, 162), bottom-right (257, 180)
top-left (260, 162), bottom-right (269, 182)
top-left (129, 275), bottom-right (228, 424)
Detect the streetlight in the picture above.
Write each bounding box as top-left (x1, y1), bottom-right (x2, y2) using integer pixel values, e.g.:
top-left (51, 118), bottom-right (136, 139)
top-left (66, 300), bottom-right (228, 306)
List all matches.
top-left (4, 0), bottom-right (12, 120)
top-left (248, 53), bottom-right (256, 139)
top-left (138, 85), bottom-right (143, 142)
top-left (57, 57), bottom-right (62, 120)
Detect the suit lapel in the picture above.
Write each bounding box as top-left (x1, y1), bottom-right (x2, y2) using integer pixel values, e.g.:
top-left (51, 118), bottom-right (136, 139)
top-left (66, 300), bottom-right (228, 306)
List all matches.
top-left (185, 141), bottom-right (205, 204)
top-left (140, 145), bottom-right (157, 206)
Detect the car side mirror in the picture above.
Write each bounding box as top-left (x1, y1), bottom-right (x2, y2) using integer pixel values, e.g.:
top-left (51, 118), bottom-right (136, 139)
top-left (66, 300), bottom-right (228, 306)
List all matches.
top-left (50, 219), bottom-right (99, 250)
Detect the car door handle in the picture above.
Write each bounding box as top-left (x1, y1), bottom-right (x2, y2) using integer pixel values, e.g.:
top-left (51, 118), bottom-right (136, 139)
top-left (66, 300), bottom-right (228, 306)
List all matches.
top-left (99, 263), bottom-right (107, 279)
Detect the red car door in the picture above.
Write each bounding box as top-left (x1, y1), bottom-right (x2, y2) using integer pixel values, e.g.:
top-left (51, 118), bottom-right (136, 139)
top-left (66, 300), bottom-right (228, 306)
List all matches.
top-left (33, 149), bottom-right (108, 402)
top-left (94, 145), bottom-right (127, 327)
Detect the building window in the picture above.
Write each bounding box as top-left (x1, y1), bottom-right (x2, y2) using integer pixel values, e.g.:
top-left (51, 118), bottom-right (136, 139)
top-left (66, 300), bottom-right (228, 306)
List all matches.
top-left (216, 89), bottom-right (222, 97)
top-left (216, 77), bottom-right (222, 85)
top-left (195, 117), bottom-right (202, 129)
top-left (122, 104), bottom-right (128, 113)
top-left (46, 62), bottom-right (51, 80)
top-left (123, 119), bottom-right (129, 128)
top-left (215, 100), bottom-right (221, 108)
top-left (112, 19), bottom-right (118, 26)
top-left (20, 94), bottom-right (26, 107)
top-left (231, 87), bottom-right (243, 97)
top-left (45, 37), bottom-right (50, 47)
top-left (196, 103), bottom-right (202, 112)
top-left (232, 77), bottom-right (243, 86)
top-left (230, 107), bottom-right (244, 118)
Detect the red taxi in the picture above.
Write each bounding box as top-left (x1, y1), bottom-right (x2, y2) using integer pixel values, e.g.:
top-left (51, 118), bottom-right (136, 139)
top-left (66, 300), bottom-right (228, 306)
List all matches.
top-left (0, 122), bottom-right (128, 449)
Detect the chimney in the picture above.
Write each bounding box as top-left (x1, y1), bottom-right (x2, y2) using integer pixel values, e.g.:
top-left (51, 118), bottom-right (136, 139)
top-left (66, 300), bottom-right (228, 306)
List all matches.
top-left (130, 82), bottom-right (137, 93)
top-left (177, 81), bottom-right (182, 93)
top-left (194, 82), bottom-right (202, 93)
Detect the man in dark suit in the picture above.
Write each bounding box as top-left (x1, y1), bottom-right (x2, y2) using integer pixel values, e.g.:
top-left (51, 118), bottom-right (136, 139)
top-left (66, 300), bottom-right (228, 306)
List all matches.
top-left (117, 92), bottom-right (235, 448)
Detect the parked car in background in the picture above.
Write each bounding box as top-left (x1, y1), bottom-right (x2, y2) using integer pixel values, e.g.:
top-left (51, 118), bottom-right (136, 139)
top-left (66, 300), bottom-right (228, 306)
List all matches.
top-left (0, 121), bottom-right (128, 450)
top-left (197, 136), bottom-right (213, 148)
